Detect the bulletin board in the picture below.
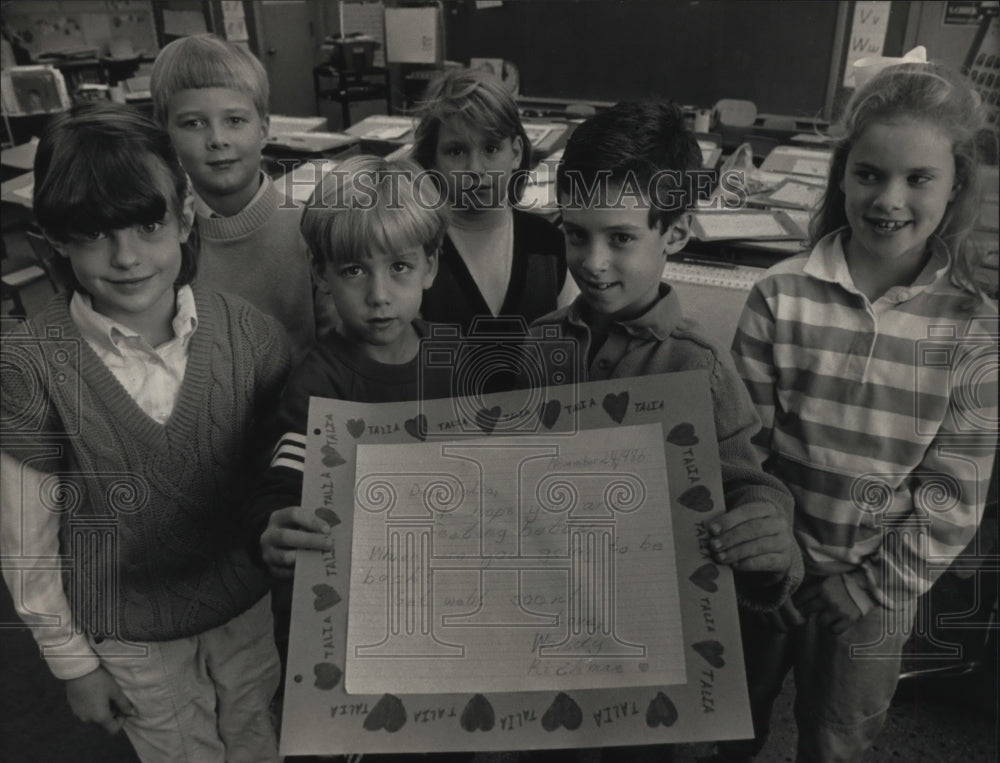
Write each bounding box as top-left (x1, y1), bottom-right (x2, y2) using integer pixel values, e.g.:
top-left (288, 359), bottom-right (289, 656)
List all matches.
top-left (280, 372), bottom-right (752, 755)
top-left (443, 0), bottom-right (909, 119)
top-left (4, 0), bottom-right (158, 59)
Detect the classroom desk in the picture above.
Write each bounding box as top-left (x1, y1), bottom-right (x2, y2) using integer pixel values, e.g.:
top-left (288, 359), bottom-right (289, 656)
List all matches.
top-left (1, 172), bottom-right (34, 208)
top-left (263, 131), bottom-right (359, 159)
top-left (269, 115), bottom-right (329, 136)
top-left (344, 114), bottom-right (417, 156)
top-left (272, 157), bottom-right (344, 203)
top-left (662, 259), bottom-right (761, 350)
top-left (1, 138), bottom-right (38, 173)
top-left (684, 237), bottom-right (806, 269)
top-left (343, 113), bottom-right (573, 162)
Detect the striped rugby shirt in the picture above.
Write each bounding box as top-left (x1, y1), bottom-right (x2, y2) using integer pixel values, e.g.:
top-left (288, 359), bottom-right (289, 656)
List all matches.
top-left (731, 231), bottom-right (998, 613)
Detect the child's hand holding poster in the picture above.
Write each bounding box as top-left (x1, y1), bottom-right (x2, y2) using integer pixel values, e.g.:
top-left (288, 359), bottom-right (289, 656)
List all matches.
top-left (279, 372), bottom-right (752, 755)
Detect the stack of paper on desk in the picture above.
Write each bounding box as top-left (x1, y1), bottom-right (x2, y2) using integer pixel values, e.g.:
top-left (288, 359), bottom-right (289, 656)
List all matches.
top-left (759, 145), bottom-right (832, 178)
top-left (266, 131), bottom-right (358, 154)
top-left (523, 122), bottom-right (568, 154)
top-left (269, 115), bottom-right (329, 136)
top-left (274, 158), bottom-right (342, 203)
top-left (364, 124), bottom-right (413, 140)
top-left (349, 116), bottom-right (417, 141)
top-left (749, 176), bottom-right (826, 211)
top-left (691, 209), bottom-right (807, 242)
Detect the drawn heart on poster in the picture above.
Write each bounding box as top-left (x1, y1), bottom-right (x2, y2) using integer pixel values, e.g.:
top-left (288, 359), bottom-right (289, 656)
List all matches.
top-left (475, 406), bottom-right (501, 434)
top-left (364, 693), bottom-right (408, 732)
top-left (689, 563), bottom-right (719, 593)
top-left (460, 693), bottom-right (495, 732)
top-left (693, 640), bottom-right (725, 669)
top-left (541, 691), bottom-right (582, 731)
top-left (540, 399), bottom-right (562, 429)
top-left (312, 584), bottom-right (341, 611)
top-left (347, 418), bottom-right (366, 438)
top-left (678, 485), bottom-right (715, 513)
top-left (313, 662), bottom-right (342, 690)
top-left (666, 422), bottom-right (698, 447)
top-left (321, 444), bottom-right (346, 468)
top-left (602, 392), bottom-right (629, 424)
top-left (646, 691), bottom-right (678, 727)
top-left (404, 415), bottom-right (427, 441)
top-left (314, 507), bottom-right (341, 527)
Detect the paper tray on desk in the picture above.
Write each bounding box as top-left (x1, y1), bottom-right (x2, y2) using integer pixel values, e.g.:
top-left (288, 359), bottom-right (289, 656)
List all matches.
top-left (691, 209), bottom-right (806, 242)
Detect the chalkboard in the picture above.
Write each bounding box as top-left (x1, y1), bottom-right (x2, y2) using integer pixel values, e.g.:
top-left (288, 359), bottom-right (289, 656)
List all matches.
top-left (444, 0), bottom-right (849, 118)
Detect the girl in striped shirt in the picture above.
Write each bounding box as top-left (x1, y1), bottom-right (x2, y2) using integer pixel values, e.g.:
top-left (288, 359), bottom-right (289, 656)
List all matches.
top-left (722, 63), bottom-right (997, 762)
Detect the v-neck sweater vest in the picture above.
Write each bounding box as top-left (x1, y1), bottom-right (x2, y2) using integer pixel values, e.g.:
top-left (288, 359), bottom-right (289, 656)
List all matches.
top-left (0, 287), bottom-right (289, 641)
top-left (420, 209), bottom-right (566, 333)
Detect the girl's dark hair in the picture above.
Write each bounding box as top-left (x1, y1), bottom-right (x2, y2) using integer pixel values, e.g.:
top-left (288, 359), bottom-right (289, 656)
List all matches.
top-left (811, 62), bottom-right (989, 299)
top-left (33, 101), bottom-right (197, 289)
top-left (411, 67), bottom-right (532, 203)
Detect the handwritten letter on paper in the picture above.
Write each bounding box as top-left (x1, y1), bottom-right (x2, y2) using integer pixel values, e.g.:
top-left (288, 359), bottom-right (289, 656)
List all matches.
top-left (347, 424), bottom-right (684, 694)
top-left (279, 373), bottom-right (752, 755)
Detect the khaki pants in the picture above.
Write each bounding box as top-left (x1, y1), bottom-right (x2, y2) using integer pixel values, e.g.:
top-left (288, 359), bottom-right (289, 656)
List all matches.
top-left (90, 595), bottom-right (281, 763)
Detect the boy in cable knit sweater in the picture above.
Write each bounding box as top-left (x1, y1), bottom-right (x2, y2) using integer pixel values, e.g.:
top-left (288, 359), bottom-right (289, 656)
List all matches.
top-left (151, 34), bottom-right (338, 363)
top-left (0, 103), bottom-right (290, 762)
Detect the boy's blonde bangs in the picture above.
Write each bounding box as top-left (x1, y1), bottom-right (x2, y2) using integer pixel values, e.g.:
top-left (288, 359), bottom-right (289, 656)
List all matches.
top-left (303, 157), bottom-right (447, 267)
top-left (327, 194), bottom-right (444, 264)
top-left (151, 34), bottom-right (269, 122)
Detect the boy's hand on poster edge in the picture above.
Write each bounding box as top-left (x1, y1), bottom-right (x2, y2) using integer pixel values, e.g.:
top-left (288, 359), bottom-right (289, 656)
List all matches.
top-left (707, 501), bottom-right (794, 581)
top-left (260, 505), bottom-right (335, 579)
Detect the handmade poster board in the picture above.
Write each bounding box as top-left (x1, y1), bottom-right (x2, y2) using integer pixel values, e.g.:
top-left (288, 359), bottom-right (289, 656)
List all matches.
top-left (280, 372), bottom-right (751, 755)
